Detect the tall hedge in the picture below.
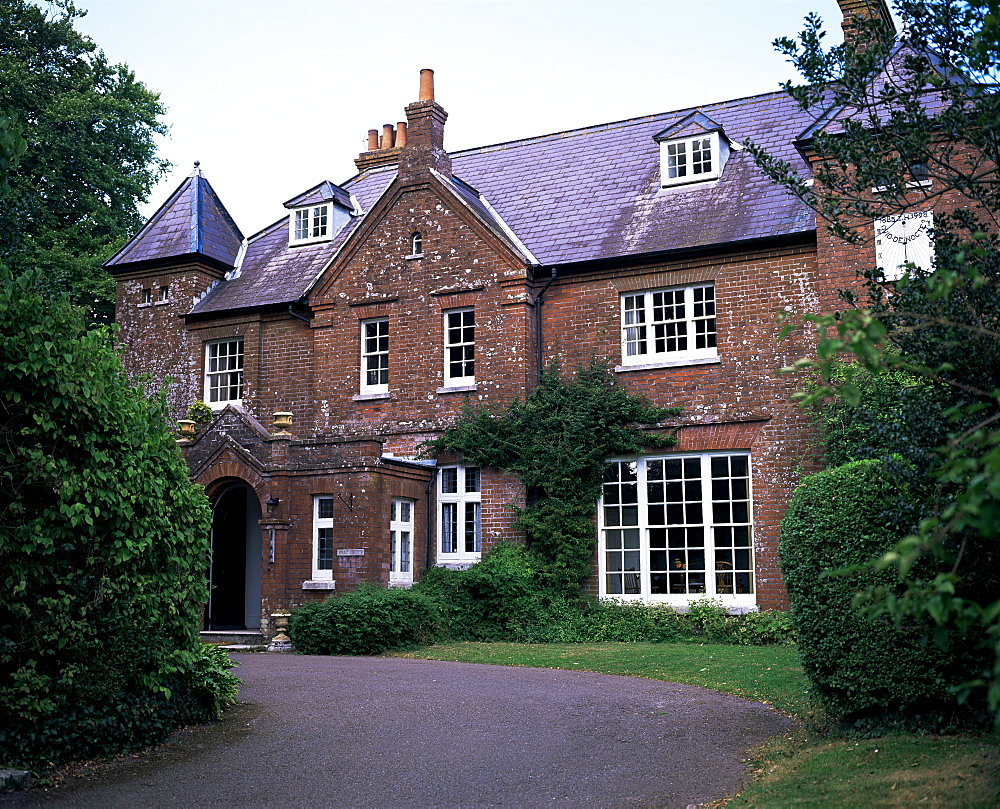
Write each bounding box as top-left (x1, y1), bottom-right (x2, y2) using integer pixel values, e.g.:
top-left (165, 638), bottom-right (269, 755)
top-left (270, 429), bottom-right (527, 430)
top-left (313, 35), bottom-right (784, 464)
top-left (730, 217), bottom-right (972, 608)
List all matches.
top-left (780, 460), bottom-right (989, 728)
top-left (0, 270), bottom-right (224, 771)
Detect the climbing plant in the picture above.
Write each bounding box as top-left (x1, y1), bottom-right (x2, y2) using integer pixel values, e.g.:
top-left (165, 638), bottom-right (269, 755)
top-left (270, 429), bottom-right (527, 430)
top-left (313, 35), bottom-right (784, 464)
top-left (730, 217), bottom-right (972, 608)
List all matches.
top-left (425, 360), bottom-right (679, 592)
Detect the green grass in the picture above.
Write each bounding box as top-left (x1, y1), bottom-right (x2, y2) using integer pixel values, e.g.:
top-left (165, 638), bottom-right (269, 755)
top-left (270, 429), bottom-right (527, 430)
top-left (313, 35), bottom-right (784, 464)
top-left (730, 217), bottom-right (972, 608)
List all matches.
top-left (395, 641), bottom-right (809, 717)
top-left (391, 641), bottom-right (1000, 807)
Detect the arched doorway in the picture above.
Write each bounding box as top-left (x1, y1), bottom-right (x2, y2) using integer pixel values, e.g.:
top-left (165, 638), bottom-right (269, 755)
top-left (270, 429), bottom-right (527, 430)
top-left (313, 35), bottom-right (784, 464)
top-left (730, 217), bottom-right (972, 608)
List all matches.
top-left (207, 482), bottom-right (263, 630)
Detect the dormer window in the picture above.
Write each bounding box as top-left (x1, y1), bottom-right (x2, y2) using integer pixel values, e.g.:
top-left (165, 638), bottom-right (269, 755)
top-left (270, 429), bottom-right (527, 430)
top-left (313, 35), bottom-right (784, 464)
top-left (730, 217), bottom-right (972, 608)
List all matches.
top-left (654, 112), bottom-right (732, 189)
top-left (290, 204), bottom-right (331, 245)
top-left (660, 134), bottom-right (723, 187)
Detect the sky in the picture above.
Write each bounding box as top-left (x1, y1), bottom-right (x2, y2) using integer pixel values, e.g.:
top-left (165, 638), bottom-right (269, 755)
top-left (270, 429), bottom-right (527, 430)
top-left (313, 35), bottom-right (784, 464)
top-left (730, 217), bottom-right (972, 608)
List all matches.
top-left (72, 0), bottom-right (856, 237)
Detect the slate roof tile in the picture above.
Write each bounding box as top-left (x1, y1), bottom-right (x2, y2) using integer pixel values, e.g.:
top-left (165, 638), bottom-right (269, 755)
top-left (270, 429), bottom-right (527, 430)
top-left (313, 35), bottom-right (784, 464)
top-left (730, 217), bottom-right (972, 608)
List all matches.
top-left (105, 172), bottom-right (244, 269)
top-left (121, 90), bottom-right (818, 317)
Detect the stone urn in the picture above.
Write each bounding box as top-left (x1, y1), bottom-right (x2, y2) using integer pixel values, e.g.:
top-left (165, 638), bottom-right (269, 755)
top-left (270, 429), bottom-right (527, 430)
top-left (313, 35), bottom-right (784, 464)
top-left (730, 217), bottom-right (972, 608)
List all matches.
top-left (272, 411), bottom-right (293, 434)
top-left (176, 419), bottom-right (197, 438)
top-left (267, 611), bottom-right (293, 653)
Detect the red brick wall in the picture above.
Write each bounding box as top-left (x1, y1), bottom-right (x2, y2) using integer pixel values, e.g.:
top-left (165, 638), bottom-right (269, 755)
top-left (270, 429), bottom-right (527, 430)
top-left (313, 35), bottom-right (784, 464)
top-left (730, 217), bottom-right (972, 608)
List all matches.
top-left (539, 240), bottom-right (838, 610)
top-left (112, 261), bottom-right (225, 418)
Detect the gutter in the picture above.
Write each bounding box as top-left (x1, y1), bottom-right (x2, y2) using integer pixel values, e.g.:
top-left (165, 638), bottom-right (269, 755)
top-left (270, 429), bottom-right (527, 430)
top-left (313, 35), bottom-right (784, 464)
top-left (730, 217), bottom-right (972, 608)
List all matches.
top-left (288, 302), bottom-right (311, 324)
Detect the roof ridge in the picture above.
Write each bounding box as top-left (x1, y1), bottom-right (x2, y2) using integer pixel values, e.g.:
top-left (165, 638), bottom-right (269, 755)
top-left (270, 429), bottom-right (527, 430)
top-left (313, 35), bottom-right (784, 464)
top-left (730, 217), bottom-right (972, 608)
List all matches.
top-left (450, 89), bottom-right (795, 159)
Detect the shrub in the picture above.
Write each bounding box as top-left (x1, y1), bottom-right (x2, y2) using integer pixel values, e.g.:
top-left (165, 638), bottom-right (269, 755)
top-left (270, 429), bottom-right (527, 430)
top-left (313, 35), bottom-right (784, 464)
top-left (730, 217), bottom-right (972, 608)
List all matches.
top-left (416, 545), bottom-right (795, 646)
top-left (0, 270), bottom-right (223, 772)
top-left (289, 584), bottom-right (442, 655)
top-left (780, 460), bottom-right (990, 729)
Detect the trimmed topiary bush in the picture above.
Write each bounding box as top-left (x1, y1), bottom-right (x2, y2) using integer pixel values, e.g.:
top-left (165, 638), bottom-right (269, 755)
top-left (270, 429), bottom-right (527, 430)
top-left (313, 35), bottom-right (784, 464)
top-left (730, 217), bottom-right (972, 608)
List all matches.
top-left (780, 460), bottom-right (989, 729)
top-left (289, 584), bottom-right (442, 655)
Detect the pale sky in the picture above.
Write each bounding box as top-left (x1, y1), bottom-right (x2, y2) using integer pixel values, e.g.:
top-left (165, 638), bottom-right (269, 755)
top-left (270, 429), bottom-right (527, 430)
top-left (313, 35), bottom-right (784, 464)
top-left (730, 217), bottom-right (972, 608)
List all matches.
top-left (73, 0), bottom-right (854, 237)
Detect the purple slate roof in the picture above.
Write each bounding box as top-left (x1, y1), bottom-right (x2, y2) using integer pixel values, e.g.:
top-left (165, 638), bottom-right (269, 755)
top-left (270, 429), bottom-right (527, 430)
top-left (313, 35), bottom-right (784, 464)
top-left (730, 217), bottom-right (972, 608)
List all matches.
top-left (105, 171), bottom-right (244, 269)
top-left (284, 180), bottom-right (354, 210)
top-left (799, 43), bottom-right (960, 141)
top-left (124, 89), bottom-right (820, 317)
top-left (450, 90), bottom-right (817, 267)
top-left (187, 167), bottom-right (395, 315)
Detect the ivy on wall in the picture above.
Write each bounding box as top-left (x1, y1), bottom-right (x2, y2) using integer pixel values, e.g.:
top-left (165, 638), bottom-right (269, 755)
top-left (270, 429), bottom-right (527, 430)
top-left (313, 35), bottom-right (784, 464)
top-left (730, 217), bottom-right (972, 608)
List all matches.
top-left (426, 360), bottom-right (679, 591)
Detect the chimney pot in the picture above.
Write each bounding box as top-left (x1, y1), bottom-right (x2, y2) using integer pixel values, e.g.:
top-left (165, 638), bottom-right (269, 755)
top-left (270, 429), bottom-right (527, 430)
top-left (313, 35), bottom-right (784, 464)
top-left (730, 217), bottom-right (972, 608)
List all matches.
top-left (395, 121), bottom-right (408, 148)
top-left (418, 68), bottom-right (434, 102)
top-left (367, 129), bottom-right (379, 151)
top-left (381, 124), bottom-right (395, 150)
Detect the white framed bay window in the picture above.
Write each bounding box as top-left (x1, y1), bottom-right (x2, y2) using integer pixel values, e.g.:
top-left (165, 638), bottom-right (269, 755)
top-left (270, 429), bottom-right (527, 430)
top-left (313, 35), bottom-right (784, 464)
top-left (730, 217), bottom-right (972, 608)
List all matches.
top-left (600, 453), bottom-right (754, 607)
top-left (438, 465), bottom-right (481, 566)
top-left (620, 284), bottom-right (717, 368)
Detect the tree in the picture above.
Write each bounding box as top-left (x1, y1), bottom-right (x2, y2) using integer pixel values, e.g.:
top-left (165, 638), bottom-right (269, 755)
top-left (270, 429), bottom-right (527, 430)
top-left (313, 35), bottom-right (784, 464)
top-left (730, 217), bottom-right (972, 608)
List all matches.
top-left (749, 0), bottom-right (1000, 719)
top-left (426, 360), bottom-right (678, 592)
top-left (0, 267), bottom-right (239, 772)
top-left (0, 0), bottom-right (169, 324)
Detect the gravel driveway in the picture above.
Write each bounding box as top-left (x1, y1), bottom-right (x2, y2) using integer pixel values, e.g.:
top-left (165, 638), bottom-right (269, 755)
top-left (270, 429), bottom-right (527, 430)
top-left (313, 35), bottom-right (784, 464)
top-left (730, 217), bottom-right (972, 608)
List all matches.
top-left (3, 653), bottom-right (794, 808)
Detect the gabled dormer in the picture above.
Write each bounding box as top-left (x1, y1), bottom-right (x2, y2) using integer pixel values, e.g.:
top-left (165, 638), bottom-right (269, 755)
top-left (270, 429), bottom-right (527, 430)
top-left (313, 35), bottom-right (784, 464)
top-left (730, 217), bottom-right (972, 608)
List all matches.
top-left (284, 181), bottom-right (358, 247)
top-left (653, 111), bottom-right (734, 188)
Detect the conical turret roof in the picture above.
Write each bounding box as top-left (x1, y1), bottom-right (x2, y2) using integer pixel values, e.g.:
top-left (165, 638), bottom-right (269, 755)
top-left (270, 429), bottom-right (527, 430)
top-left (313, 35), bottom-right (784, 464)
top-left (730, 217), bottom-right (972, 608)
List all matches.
top-left (104, 165), bottom-right (244, 270)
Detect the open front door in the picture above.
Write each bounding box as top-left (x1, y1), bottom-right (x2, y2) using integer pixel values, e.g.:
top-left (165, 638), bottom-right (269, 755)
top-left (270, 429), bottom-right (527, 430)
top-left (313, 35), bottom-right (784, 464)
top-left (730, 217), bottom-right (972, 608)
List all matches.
top-left (206, 483), bottom-right (263, 629)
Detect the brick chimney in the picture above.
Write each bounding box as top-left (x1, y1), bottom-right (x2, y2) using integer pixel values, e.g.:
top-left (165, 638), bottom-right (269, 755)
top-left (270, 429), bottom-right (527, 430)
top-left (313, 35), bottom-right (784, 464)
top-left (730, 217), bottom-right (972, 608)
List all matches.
top-left (837, 0), bottom-right (895, 43)
top-left (399, 69), bottom-right (452, 180)
top-left (354, 69), bottom-right (451, 179)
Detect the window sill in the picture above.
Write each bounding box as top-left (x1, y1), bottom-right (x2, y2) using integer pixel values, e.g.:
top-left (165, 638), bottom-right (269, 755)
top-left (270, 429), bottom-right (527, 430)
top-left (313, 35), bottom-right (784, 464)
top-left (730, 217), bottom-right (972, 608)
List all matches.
top-left (138, 302), bottom-right (152, 309)
top-left (436, 560), bottom-right (480, 570)
top-left (615, 356), bottom-right (719, 373)
top-left (353, 391), bottom-right (391, 401)
top-left (436, 384), bottom-right (477, 394)
top-left (404, 253), bottom-right (424, 261)
top-left (302, 580), bottom-right (336, 590)
top-left (153, 299), bottom-right (170, 306)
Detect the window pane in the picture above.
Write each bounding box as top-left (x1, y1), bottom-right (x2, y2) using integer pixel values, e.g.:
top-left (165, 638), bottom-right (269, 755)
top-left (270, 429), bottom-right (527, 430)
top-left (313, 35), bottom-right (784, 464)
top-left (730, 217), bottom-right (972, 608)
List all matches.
top-left (400, 531), bottom-right (411, 572)
top-left (318, 498), bottom-right (334, 519)
top-left (441, 468), bottom-right (458, 493)
top-left (441, 503), bottom-right (457, 553)
top-left (464, 502), bottom-right (481, 553)
top-left (317, 528), bottom-right (333, 570)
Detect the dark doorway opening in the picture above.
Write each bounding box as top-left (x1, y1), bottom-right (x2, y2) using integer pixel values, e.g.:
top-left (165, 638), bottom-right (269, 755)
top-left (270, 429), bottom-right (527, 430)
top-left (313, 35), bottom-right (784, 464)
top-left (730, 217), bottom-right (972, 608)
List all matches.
top-left (206, 483), bottom-right (262, 630)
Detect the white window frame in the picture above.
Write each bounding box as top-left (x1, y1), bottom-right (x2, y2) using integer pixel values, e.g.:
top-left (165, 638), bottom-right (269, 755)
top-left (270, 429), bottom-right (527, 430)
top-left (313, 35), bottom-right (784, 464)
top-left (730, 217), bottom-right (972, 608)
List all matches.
top-left (140, 288), bottom-right (152, 306)
top-left (360, 318), bottom-right (389, 395)
top-left (390, 498), bottom-right (415, 586)
top-left (599, 453), bottom-right (755, 609)
top-left (620, 284), bottom-right (718, 368)
top-left (443, 308), bottom-right (475, 385)
top-left (312, 496), bottom-right (335, 582)
top-left (874, 210), bottom-right (934, 281)
top-left (438, 465), bottom-right (481, 566)
top-left (410, 232), bottom-right (423, 256)
top-left (289, 203), bottom-right (332, 246)
top-left (660, 133), bottom-right (721, 187)
top-left (204, 338), bottom-right (244, 410)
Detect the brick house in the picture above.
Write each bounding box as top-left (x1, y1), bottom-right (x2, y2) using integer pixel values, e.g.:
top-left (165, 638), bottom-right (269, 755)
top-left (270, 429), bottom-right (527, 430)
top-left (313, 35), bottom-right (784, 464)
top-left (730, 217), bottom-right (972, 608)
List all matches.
top-left (104, 2), bottom-right (945, 631)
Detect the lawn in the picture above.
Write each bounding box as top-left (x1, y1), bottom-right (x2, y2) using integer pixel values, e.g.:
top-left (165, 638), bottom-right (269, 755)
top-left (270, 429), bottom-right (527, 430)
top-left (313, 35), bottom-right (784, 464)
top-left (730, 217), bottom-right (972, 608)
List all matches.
top-left (394, 641), bottom-right (1000, 807)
